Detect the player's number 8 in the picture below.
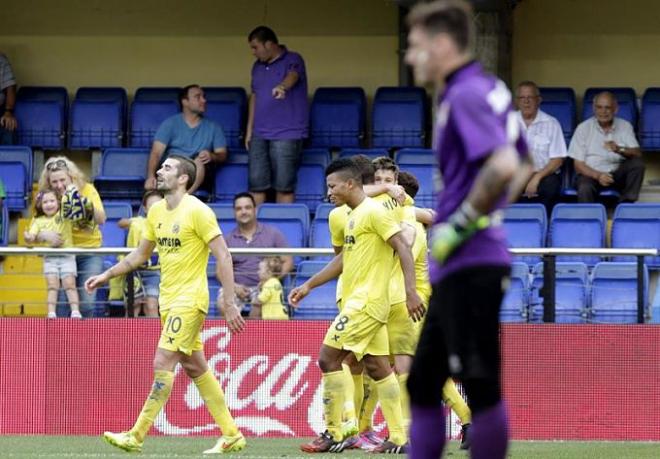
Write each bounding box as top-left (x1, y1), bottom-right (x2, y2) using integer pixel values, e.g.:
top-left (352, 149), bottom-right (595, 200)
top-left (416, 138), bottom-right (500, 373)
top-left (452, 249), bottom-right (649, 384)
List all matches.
top-left (335, 315), bottom-right (349, 331)
top-left (166, 316), bottom-right (182, 334)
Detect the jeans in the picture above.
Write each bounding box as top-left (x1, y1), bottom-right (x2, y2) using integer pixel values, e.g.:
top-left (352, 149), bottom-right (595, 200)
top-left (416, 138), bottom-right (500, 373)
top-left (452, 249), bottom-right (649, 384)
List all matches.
top-left (56, 255), bottom-right (104, 317)
top-left (248, 135), bottom-right (303, 192)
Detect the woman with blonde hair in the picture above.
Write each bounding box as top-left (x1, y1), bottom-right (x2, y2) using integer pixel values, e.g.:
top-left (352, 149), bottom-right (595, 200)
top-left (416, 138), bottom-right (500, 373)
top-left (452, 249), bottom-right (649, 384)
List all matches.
top-left (36, 156), bottom-right (106, 317)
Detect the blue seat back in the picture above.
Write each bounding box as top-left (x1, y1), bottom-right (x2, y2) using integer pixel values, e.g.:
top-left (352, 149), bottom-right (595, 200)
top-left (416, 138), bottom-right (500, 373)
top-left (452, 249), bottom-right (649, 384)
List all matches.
top-left (100, 202), bottom-right (132, 264)
top-left (549, 203), bottom-right (606, 265)
top-left (529, 262), bottom-right (588, 323)
top-left (98, 148), bottom-right (150, 179)
top-left (309, 203), bottom-right (335, 260)
top-left (291, 261), bottom-right (338, 319)
top-left (15, 100), bottom-right (65, 149)
top-left (134, 87), bottom-right (181, 102)
top-left (213, 154), bottom-right (248, 202)
top-left (17, 86), bottom-right (68, 115)
top-left (372, 86), bottom-right (427, 148)
top-left (0, 145), bottom-right (33, 184)
top-left (502, 203), bottom-right (547, 266)
top-left (310, 87), bottom-right (366, 148)
top-left (539, 87), bottom-right (576, 145)
top-left (208, 203), bottom-right (237, 235)
top-left (257, 204), bottom-right (310, 261)
top-left (69, 100), bottom-right (123, 149)
top-left (203, 87), bottom-right (246, 148)
top-left (395, 149), bottom-right (437, 208)
top-left (591, 262), bottom-right (648, 324)
top-left (0, 204), bottom-right (8, 246)
top-left (296, 163), bottom-right (327, 210)
top-left (0, 161), bottom-right (27, 210)
top-left (500, 262), bottom-right (529, 323)
top-left (611, 203), bottom-right (660, 267)
top-left (338, 148), bottom-right (389, 161)
top-left (582, 87), bottom-right (637, 127)
top-left (129, 100), bottom-right (179, 147)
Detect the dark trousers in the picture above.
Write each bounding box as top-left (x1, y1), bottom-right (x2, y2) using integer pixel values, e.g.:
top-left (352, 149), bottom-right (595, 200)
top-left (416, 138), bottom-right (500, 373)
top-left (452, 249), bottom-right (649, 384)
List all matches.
top-left (518, 172), bottom-right (562, 216)
top-left (576, 157), bottom-right (645, 203)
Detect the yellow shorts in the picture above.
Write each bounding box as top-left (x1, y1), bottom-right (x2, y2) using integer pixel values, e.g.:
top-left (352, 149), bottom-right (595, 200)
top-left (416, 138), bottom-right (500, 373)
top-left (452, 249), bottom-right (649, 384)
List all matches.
top-left (322, 304), bottom-right (389, 360)
top-left (387, 301), bottom-right (418, 356)
top-left (157, 307), bottom-right (206, 355)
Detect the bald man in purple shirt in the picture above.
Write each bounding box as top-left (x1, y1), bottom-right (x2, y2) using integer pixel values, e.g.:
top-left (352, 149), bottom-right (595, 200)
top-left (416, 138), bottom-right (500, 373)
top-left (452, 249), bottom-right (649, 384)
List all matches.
top-left (404, 2), bottom-right (532, 458)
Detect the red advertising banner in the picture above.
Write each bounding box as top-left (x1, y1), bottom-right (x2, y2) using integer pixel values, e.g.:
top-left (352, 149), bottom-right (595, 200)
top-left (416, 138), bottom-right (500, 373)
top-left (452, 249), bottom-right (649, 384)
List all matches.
top-left (1, 319), bottom-right (659, 440)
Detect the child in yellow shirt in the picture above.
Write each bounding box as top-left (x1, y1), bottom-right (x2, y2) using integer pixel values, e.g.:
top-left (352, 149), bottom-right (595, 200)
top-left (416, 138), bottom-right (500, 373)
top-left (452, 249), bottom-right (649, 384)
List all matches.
top-left (24, 189), bottom-right (81, 319)
top-left (253, 256), bottom-right (289, 320)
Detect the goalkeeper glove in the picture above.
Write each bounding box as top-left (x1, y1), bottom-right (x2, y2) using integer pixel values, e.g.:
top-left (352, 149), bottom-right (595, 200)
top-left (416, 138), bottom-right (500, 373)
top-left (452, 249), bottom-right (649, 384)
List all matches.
top-left (430, 202), bottom-right (490, 265)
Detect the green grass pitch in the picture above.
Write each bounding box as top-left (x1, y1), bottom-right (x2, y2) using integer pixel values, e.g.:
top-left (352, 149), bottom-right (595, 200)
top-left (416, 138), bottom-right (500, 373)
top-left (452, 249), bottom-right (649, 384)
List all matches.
top-left (0, 436), bottom-right (658, 458)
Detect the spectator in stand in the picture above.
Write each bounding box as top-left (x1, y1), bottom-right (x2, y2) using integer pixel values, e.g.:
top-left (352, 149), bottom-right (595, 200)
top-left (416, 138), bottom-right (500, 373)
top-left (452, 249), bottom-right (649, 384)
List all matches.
top-left (246, 26), bottom-right (309, 205)
top-left (252, 256), bottom-right (289, 320)
top-left (568, 91), bottom-right (645, 203)
top-left (144, 84), bottom-right (227, 196)
top-left (0, 177), bottom-right (5, 210)
top-left (37, 156), bottom-right (106, 317)
top-left (223, 192), bottom-right (293, 316)
top-left (0, 53), bottom-right (17, 145)
top-left (515, 81), bottom-right (566, 214)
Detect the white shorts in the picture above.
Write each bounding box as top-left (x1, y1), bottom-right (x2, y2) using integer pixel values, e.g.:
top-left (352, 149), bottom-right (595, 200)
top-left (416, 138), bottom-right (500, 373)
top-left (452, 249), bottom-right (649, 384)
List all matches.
top-left (43, 255), bottom-right (77, 278)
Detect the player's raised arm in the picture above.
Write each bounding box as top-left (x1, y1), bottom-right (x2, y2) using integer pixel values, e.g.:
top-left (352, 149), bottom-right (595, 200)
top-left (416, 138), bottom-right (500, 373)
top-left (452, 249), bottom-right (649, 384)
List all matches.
top-left (209, 234), bottom-right (245, 333)
top-left (85, 239), bottom-right (155, 293)
top-left (387, 232), bottom-right (425, 322)
top-left (287, 253), bottom-right (343, 307)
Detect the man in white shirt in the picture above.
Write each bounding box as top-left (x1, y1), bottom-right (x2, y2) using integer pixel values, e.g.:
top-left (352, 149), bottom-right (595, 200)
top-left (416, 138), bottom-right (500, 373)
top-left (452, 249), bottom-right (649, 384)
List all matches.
top-left (568, 91), bottom-right (644, 203)
top-left (515, 81), bottom-right (566, 213)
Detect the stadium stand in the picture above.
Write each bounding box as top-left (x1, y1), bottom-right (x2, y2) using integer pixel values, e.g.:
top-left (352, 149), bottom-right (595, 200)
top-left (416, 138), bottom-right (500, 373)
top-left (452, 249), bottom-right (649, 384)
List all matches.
top-left (611, 203), bottom-right (660, 267)
top-left (129, 100), bottom-right (179, 147)
top-left (71, 87), bottom-right (128, 148)
top-left (100, 201), bottom-right (133, 272)
top-left (256, 203), bottom-right (310, 263)
top-left (549, 203), bottom-right (607, 266)
top-left (538, 86), bottom-right (576, 145)
top-left (394, 148), bottom-right (437, 208)
top-left (203, 87), bottom-right (247, 148)
top-left (590, 262), bottom-right (648, 324)
top-left (309, 203), bottom-right (334, 260)
top-left (291, 260), bottom-right (338, 319)
top-left (133, 86), bottom-right (181, 102)
top-left (15, 86), bottom-right (68, 149)
top-left (309, 87), bottom-right (366, 148)
top-left (500, 261), bottom-right (530, 323)
top-left (93, 148), bottom-right (150, 202)
top-left (582, 87), bottom-right (638, 127)
top-left (502, 203), bottom-right (547, 266)
top-left (213, 153), bottom-right (248, 202)
top-left (295, 148), bottom-right (330, 210)
top-left (560, 157), bottom-right (621, 201)
top-left (0, 204), bottom-right (8, 246)
top-left (639, 87), bottom-right (660, 150)
top-left (0, 161), bottom-right (28, 211)
top-left (338, 147), bottom-right (389, 160)
top-left (529, 262), bottom-right (589, 323)
top-left (69, 100), bottom-right (123, 149)
top-left (371, 86), bottom-right (427, 149)
top-left (208, 202), bottom-right (236, 235)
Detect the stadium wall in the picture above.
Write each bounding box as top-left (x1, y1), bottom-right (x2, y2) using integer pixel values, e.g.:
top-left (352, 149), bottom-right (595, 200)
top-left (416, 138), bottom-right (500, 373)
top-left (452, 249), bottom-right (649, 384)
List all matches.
top-left (1, 319), bottom-right (658, 441)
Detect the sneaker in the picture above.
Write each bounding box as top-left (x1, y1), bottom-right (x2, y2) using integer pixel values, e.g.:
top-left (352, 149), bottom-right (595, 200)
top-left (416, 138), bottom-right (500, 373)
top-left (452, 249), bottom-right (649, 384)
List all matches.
top-left (300, 431), bottom-right (346, 453)
top-left (341, 418), bottom-right (359, 438)
top-left (102, 431), bottom-right (143, 453)
top-left (341, 435), bottom-right (360, 450)
top-left (203, 432), bottom-right (247, 454)
top-left (71, 311), bottom-right (82, 319)
top-left (357, 431), bottom-right (383, 451)
top-left (47, 312), bottom-right (56, 319)
top-left (459, 423), bottom-right (471, 450)
top-left (370, 440), bottom-right (407, 454)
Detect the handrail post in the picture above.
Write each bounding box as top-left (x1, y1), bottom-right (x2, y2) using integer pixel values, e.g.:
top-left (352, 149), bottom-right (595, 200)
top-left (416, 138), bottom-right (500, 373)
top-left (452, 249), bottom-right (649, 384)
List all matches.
top-left (542, 254), bottom-right (556, 323)
top-left (637, 255), bottom-right (644, 324)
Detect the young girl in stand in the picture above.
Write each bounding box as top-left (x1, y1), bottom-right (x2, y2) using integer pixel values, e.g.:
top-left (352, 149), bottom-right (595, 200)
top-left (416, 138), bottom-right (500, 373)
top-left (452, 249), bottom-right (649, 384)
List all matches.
top-left (24, 189), bottom-right (82, 318)
top-left (253, 256), bottom-right (289, 320)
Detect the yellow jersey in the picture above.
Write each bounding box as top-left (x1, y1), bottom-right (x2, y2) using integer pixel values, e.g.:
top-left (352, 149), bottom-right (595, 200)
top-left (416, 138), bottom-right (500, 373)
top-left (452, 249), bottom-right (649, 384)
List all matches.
top-left (27, 214), bottom-right (74, 248)
top-left (341, 197), bottom-right (401, 323)
top-left (404, 207), bottom-right (432, 306)
top-left (328, 204), bottom-right (350, 302)
top-left (143, 194), bottom-right (221, 313)
top-left (258, 277), bottom-right (289, 320)
top-left (72, 183), bottom-right (104, 248)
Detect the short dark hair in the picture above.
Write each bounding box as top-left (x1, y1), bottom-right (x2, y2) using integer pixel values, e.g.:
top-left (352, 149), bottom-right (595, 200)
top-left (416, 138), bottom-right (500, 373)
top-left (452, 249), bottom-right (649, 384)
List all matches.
top-left (178, 84), bottom-right (201, 110)
top-left (350, 155), bottom-right (375, 185)
top-left (248, 26), bottom-right (279, 44)
top-left (233, 192), bottom-right (256, 208)
top-left (397, 171), bottom-right (420, 199)
top-left (142, 189), bottom-right (164, 207)
top-left (325, 157), bottom-right (362, 184)
top-left (372, 156), bottom-right (399, 178)
top-left (516, 80), bottom-right (540, 96)
top-left (168, 154), bottom-right (197, 190)
top-left (407, 0), bottom-right (474, 53)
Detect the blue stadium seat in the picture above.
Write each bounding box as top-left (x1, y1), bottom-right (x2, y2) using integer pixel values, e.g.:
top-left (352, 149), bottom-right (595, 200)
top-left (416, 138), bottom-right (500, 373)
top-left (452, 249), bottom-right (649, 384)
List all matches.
top-left (640, 88), bottom-right (660, 150)
top-left (0, 145), bottom-right (33, 185)
top-left (17, 86), bottom-right (68, 113)
top-left (203, 87), bottom-right (247, 148)
top-left (69, 100), bottom-right (123, 149)
top-left (590, 262), bottom-right (648, 324)
top-left (309, 203), bottom-right (335, 260)
top-left (94, 148), bottom-right (150, 201)
top-left (129, 100), bottom-right (179, 147)
top-left (500, 262), bottom-right (529, 323)
top-left (208, 202), bottom-right (237, 235)
top-left (291, 261), bottom-right (338, 319)
top-left (394, 149), bottom-right (437, 208)
top-left (295, 149), bottom-right (330, 209)
top-left (611, 203), bottom-right (660, 267)
top-left (371, 86), bottom-right (427, 148)
top-left (134, 87), bottom-right (181, 102)
top-left (0, 204), bottom-right (8, 246)
top-left (257, 203), bottom-right (310, 262)
top-left (549, 203), bottom-right (607, 266)
top-left (538, 87), bottom-right (576, 146)
top-left (0, 161), bottom-right (28, 210)
top-left (338, 147), bottom-right (389, 161)
top-left (15, 100), bottom-right (66, 149)
top-left (560, 157), bottom-right (620, 201)
top-left (529, 262), bottom-right (589, 323)
top-left (213, 154), bottom-right (248, 202)
top-left (582, 87), bottom-right (637, 127)
top-left (502, 203), bottom-right (547, 266)
top-left (76, 87), bottom-right (127, 107)
top-left (309, 87), bottom-right (366, 148)
top-left (100, 201), bottom-right (133, 267)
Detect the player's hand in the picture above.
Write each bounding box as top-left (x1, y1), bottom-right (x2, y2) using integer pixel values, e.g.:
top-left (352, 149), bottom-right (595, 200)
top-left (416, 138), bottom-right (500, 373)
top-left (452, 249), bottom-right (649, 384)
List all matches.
top-left (272, 85), bottom-right (287, 100)
top-left (221, 299), bottom-right (245, 333)
top-left (197, 150), bottom-right (212, 164)
top-left (431, 215), bottom-right (490, 265)
top-left (84, 272), bottom-right (111, 293)
top-left (406, 290), bottom-right (425, 322)
top-left (288, 283), bottom-right (310, 307)
top-left (144, 176), bottom-right (157, 190)
top-left (386, 184), bottom-right (406, 205)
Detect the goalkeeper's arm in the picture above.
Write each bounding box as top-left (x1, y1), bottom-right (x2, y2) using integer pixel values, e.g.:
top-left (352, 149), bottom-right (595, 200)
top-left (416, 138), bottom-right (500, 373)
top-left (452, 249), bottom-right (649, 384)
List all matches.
top-left (431, 145), bottom-right (532, 264)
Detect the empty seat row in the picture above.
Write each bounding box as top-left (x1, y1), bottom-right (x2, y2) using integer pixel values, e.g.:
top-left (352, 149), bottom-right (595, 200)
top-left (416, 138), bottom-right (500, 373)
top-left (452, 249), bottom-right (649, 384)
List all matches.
top-left (502, 261), bottom-right (649, 324)
top-left (503, 203), bottom-right (660, 268)
top-left (12, 85), bottom-right (427, 151)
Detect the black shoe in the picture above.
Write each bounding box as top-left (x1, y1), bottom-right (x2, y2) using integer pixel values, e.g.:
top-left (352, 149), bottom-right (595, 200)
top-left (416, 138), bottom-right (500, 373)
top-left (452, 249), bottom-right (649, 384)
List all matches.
top-left (460, 423), bottom-right (471, 450)
top-left (370, 440), bottom-right (407, 454)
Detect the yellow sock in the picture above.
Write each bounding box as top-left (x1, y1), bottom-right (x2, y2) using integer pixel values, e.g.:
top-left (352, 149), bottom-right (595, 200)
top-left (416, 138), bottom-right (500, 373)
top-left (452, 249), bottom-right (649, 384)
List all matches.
top-left (442, 378), bottom-right (472, 425)
top-left (323, 370), bottom-right (346, 441)
top-left (341, 364), bottom-right (356, 422)
top-left (359, 375), bottom-right (378, 432)
top-left (194, 369), bottom-right (239, 437)
top-left (131, 370), bottom-right (174, 442)
top-left (375, 373), bottom-right (406, 446)
top-left (352, 373), bottom-right (364, 422)
top-left (397, 373), bottom-right (410, 431)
